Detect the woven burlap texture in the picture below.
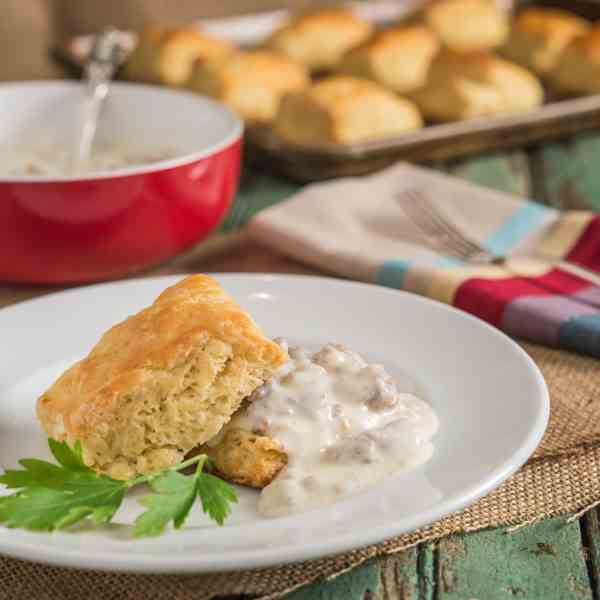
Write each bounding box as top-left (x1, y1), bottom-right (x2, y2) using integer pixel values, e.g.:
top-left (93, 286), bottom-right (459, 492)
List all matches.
top-left (1, 342), bottom-right (599, 600)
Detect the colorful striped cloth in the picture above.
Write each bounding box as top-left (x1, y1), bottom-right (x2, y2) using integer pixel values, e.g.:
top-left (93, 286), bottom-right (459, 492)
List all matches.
top-left (248, 163), bottom-right (600, 357)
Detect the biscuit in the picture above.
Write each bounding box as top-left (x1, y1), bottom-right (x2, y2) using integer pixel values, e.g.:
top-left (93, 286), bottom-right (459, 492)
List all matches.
top-left (37, 275), bottom-right (287, 480)
top-left (123, 26), bottom-right (234, 86)
top-left (549, 25), bottom-right (600, 95)
top-left (424, 0), bottom-right (509, 52)
top-left (339, 25), bottom-right (440, 94)
top-left (188, 50), bottom-right (309, 123)
top-left (265, 9), bottom-right (373, 71)
top-left (411, 50), bottom-right (543, 121)
top-left (500, 8), bottom-right (590, 77)
top-left (203, 428), bottom-right (287, 488)
top-left (274, 75), bottom-right (423, 145)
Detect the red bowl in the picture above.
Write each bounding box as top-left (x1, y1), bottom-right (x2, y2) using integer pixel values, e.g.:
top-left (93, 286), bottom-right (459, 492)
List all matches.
top-left (0, 82), bottom-right (243, 284)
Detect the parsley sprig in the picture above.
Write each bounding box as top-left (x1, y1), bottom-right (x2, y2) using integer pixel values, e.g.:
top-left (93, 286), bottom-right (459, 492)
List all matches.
top-left (0, 439), bottom-right (237, 537)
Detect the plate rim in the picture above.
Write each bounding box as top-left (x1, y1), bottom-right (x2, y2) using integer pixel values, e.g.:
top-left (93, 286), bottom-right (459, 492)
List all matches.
top-left (0, 273), bottom-right (549, 573)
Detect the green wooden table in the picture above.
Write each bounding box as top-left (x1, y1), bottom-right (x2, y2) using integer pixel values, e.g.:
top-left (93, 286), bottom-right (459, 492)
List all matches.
top-left (2, 131), bottom-right (595, 600)
top-left (219, 131), bottom-right (600, 600)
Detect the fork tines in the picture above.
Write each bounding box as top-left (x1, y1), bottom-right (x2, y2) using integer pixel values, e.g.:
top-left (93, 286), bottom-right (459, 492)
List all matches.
top-left (396, 188), bottom-right (492, 261)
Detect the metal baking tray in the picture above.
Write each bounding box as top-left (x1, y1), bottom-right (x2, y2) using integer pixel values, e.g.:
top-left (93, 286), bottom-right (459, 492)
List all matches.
top-left (55, 0), bottom-right (600, 181)
top-left (245, 96), bottom-right (600, 179)
top-left (247, 0), bottom-right (600, 180)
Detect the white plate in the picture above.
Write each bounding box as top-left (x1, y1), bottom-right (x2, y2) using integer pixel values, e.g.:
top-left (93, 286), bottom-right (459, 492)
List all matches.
top-left (0, 274), bottom-right (548, 574)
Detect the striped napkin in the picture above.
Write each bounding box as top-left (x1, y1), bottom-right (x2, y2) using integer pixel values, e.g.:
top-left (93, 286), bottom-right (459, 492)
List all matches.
top-left (247, 163), bottom-right (600, 357)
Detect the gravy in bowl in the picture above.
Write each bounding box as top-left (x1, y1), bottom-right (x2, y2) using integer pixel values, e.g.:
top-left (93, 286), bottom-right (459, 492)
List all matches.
top-left (2, 144), bottom-right (177, 176)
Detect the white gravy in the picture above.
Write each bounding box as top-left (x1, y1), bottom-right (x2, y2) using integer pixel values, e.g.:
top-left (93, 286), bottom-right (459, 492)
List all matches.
top-left (217, 340), bottom-right (439, 517)
top-left (2, 145), bottom-right (177, 176)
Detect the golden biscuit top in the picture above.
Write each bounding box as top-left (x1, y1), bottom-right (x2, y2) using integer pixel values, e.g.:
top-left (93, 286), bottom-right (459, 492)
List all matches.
top-left (198, 50), bottom-right (308, 85)
top-left (424, 0), bottom-right (509, 49)
top-left (426, 0), bottom-right (502, 23)
top-left (138, 25), bottom-right (234, 58)
top-left (301, 75), bottom-right (395, 107)
top-left (348, 24), bottom-right (439, 55)
top-left (266, 8), bottom-right (373, 70)
top-left (566, 25), bottom-right (600, 63)
top-left (430, 49), bottom-right (498, 75)
top-left (424, 50), bottom-right (543, 91)
top-left (513, 8), bottom-right (590, 39)
top-left (41, 275), bottom-right (287, 421)
top-left (280, 8), bottom-right (372, 35)
top-left (275, 75), bottom-right (422, 144)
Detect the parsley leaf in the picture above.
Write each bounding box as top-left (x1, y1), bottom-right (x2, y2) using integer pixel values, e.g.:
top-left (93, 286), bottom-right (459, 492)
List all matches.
top-left (0, 481), bottom-right (126, 531)
top-left (0, 440), bottom-right (127, 531)
top-left (0, 440), bottom-right (92, 491)
top-left (0, 439), bottom-right (238, 537)
top-left (196, 472), bottom-right (238, 525)
top-left (133, 459), bottom-right (238, 537)
top-left (48, 438), bottom-right (88, 471)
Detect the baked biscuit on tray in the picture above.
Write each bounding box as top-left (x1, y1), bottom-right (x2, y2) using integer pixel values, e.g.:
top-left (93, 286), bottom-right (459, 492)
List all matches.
top-left (424, 0), bottom-right (509, 52)
top-left (274, 75), bottom-right (423, 145)
top-left (265, 9), bottom-right (373, 72)
top-left (188, 50), bottom-right (309, 123)
top-left (124, 26), bottom-right (234, 86)
top-left (339, 25), bottom-right (440, 94)
top-left (549, 25), bottom-right (600, 95)
top-left (410, 50), bottom-right (544, 122)
top-left (500, 8), bottom-right (590, 78)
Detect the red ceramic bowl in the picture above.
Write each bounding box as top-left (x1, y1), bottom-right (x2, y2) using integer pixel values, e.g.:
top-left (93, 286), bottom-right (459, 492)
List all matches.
top-left (0, 81), bottom-right (243, 284)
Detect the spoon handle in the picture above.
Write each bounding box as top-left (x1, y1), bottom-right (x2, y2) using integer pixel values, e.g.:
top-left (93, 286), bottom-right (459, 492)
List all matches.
top-left (74, 28), bottom-right (127, 168)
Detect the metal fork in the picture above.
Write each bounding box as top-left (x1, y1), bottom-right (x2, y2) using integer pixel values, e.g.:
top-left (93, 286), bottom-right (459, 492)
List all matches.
top-left (397, 188), bottom-right (600, 287)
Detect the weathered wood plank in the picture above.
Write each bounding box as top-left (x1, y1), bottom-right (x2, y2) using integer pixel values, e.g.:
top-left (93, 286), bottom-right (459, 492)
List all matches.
top-left (444, 150), bottom-right (532, 197)
top-left (435, 517), bottom-right (592, 600)
top-left (289, 545), bottom-right (425, 600)
top-left (418, 543), bottom-right (436, 600)
top-left (220, 168), bottom-right (300, 232)
top-left (580, 510), bottom-right (600, 599)
top-left (373, 548), bottom-right (419, 600)
top-left (530, 131), bottom-right (600, 211)
top-left (282, 560), bottom-right (380, 600)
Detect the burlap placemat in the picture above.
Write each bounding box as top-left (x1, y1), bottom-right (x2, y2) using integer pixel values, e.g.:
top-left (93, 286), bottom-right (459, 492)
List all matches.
top-left (1, 342), bottom-right (599, 600)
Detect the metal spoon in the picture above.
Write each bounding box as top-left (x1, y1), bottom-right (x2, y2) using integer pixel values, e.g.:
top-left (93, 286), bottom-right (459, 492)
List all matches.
top-left (72, 28), bottom-right (128, 170)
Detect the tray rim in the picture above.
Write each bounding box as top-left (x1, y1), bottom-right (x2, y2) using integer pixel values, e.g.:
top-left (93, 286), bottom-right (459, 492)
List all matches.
top-left (246, 94), bottom-right (600, 160)
top-left (53, 0), bottom-right (600, 180)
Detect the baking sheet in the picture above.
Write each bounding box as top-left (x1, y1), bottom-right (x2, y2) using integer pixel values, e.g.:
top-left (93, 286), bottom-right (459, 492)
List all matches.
top-left (54, 0), bottom-right (600, 181)
top-left (244, 0), bottom-right (600, 180)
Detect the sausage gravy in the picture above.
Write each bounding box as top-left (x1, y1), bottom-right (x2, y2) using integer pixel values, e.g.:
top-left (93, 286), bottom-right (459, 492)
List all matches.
top-left (218, 340), bottom-right (439, 517)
